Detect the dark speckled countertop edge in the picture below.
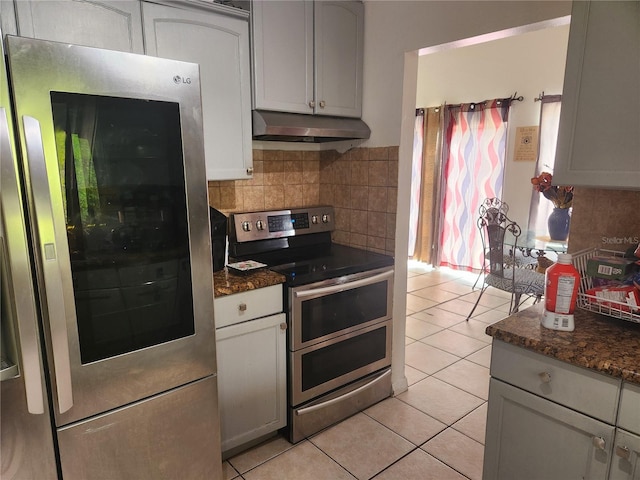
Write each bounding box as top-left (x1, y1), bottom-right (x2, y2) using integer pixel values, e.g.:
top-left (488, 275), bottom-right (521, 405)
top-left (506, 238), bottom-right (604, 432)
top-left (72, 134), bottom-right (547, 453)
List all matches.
top-left (486, 303), bottom-right (640, 385)
top-left (213, 267), bottom-right (286, 297)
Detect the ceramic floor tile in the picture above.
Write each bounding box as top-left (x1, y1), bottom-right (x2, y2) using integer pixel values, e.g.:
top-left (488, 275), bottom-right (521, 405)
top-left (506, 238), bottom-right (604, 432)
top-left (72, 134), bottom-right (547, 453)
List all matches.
top-left (405, 336), bottom-right (416, 346)
top-left (437, 298), bottom-right (491, 318)
top-left (447, 319), bottom-right (492, 343)
top-left (310, 413), bottom-right (414, 480)
top-left (406, 275), bottom-right (442, 292)
top-left (433, 359), bottom-right (490, 400)
top-left (406, 315), bottom-right (444, 340)
top-left (410, 286), bottom-right (460, 303)
top-left (452, 403), bottom-right (488, 445)
top-left (405, 341), bottom-right (459, 375)
top-left (397, 376), bottom-right (484, 425)
top-left (420, 330), bottom-right (488, 358)
top-left (435, 281), bottom-right (475, 296)
top-left (411, 307), bottom-right (467, 328)
top-left (364, 397), bottom-right (447, 446)
top-left (242, 441), bottom-right (355, 480)
top-left (222, 461), bottom-right (240, 480)
top-left (406, 294), bottom-right (438, 312)
top-left (421, 428), bottom-right (484, 480)
top-left (460, 290), bottom-right (511, 309)
top-left (404, 364), bottom-right (429, 386)
top-left (465, 344), bottom-right (492, 368)
top-left (228, 435), bottom-right (294, 474)
top-left (372, 449), bottom-right (468, 480)
top-left (471, 308), bottom-right (509, 324)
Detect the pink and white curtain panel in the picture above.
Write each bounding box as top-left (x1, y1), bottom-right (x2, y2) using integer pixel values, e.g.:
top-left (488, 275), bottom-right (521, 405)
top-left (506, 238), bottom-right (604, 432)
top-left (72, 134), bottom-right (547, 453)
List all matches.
top-left (437, 99), bottom-right (511, 272)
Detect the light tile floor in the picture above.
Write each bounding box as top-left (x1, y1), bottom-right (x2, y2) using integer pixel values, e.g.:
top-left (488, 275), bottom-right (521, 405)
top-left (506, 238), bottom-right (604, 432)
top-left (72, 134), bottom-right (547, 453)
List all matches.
top-left (224, 264), bottom-right (533, 480)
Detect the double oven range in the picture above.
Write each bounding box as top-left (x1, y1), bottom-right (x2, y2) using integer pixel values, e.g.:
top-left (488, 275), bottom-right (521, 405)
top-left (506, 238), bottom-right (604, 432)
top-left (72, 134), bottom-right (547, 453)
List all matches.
top-left (228, 206), bottom-right (394, 443)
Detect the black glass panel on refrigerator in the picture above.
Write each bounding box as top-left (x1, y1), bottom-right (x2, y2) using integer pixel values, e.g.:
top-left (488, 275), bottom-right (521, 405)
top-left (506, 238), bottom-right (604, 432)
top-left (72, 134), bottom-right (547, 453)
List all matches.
top-left (300, 281), bottom-right (388, 343)
top-left (301, 326), bottom-right (387, 392)
top-left (50, 92), bottom-right (194, 364)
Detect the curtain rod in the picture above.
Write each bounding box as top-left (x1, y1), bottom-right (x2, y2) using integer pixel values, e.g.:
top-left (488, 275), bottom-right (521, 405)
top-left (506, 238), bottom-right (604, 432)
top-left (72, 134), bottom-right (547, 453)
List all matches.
top-left (534, 91), bottom-right (562, 103)
top-left (445, 92), bottom-right (524, 110)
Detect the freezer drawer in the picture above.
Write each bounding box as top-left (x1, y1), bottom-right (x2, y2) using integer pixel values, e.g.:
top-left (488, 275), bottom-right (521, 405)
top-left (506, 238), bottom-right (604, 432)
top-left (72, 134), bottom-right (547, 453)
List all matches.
top-left (57, 375), bottom-right (222, 480)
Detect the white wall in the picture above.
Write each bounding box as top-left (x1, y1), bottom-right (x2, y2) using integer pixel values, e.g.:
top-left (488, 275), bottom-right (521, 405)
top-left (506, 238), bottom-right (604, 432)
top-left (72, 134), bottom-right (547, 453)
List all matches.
top-left (416, 24), bottom-right (570, 230)
top-left (359, 0), bottom-right (573, 395)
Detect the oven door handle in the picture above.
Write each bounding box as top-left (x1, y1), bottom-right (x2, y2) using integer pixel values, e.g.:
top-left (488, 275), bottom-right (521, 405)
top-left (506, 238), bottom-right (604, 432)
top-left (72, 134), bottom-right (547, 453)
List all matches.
top-left (295, 369), bottom-right (391, 416)
top-left (294, 269), bottom-right (394, 299)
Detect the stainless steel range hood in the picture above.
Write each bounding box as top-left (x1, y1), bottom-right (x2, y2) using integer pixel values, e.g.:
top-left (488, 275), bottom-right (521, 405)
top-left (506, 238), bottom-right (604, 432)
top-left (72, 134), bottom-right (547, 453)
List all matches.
top-left (252, 110), bottom-right (371, 143)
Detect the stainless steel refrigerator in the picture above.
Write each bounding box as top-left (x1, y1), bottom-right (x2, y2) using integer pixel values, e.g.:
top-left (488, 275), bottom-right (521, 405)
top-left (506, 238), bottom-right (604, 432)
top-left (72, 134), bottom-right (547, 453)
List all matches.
top-left (1, 34), bottom-right (222, 479)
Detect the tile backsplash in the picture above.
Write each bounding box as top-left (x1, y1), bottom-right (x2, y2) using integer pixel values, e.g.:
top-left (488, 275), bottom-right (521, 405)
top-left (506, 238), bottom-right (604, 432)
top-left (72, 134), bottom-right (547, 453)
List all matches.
top-left (208, 146), bottom-right (399, 256)
top-left (568, 187), bottom-right (640, 254)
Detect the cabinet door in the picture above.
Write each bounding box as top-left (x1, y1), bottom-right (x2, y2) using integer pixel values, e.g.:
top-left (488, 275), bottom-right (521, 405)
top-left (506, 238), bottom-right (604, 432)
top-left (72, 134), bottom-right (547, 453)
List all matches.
top-left (554, 1), bottom-right (640, 187)
top-left (314, 0), bottom-right (363, 118)
top-left (251, 0), bottom-right (314, 114)
top-left (14, 0), bottom-right (144, 53)
top-left (610, 429), bottom-right (640, 480)
top-left (484, 378), bottom-right (614, 480)
top-left (216, 313), bottom-right (287, 453)
top-left (142, 2), bottom-right (253, 181)
top-left (1, 0), bottom-right (17, 36)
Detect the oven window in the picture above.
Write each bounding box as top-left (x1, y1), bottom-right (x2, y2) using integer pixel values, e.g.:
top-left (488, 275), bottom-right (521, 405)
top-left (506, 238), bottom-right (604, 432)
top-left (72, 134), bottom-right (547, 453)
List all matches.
top-left (301, 325), bottom-right (387, 393)
top-left (51, 92), bottom-right (194, 364)
top-left (301, 280), bottom-right (388, 343)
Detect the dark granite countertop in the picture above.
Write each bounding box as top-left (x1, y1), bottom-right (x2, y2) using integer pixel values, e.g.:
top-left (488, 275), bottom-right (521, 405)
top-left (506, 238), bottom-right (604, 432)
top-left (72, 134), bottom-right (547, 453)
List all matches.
top-left (213, 267), bottom-right (286, 298)
top-left (486, 303), bottom-right (640, 385)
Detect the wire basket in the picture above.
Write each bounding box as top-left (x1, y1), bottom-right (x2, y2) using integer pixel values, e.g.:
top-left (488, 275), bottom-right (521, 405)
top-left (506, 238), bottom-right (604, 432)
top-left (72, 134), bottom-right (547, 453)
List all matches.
top-left (571, 248), bottom-right (640, 324)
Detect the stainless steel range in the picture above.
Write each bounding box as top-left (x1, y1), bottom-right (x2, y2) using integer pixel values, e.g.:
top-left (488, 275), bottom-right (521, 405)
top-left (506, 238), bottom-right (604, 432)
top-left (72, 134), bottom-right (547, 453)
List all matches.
top-left (228, 206), bottom-right (394, 443)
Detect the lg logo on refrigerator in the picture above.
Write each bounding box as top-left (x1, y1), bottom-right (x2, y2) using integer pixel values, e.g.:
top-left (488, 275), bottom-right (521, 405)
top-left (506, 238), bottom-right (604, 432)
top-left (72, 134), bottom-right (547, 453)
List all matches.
top-left (173, 75), bottom-right (191, 85)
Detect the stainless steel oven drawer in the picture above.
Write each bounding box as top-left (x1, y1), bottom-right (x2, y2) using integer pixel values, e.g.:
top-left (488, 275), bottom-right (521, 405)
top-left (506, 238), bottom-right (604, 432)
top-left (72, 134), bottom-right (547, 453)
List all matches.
top-left (289, 367), bottom-right (391, 444)
top-left (290, 267), bottom-right (393, 351)
top-left (290, 319), bottom-right (392, 406)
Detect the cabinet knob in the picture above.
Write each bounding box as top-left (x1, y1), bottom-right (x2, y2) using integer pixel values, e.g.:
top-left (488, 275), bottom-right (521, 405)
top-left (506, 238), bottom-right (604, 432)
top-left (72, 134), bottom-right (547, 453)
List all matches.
top-left (246, 166), bottom-right (254, 176)
top-left (592, 436), bottom-right (606, 451)
top-left (615, 445), bottom-right (631, 460)
top-left (319, 100), bottom-right (326, 108)
top-left (280, 322), bottom-right (287, 331)
top-left (308, 100), bottom-right (315, 108)
top-left (238, 303), bottom-right (247, 312)
top-left (538, 372), bottom-right (552, 383)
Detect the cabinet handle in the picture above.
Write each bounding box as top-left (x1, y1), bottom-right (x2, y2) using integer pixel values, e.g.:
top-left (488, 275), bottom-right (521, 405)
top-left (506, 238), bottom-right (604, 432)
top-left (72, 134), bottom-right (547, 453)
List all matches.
top-left (319, 100), bottom-right (326, 108)
top-left (592, 436), bottom-right (606, 451)
top-left (280, 322), bottom-right (287, 331)
top-left (616, 445), bottom-right (631, 460)
top-left (308, 100), bottom-right (315, 108)
top-left (246, 166), bottom-right (254, 176)
top-left (238, 303), bottom-right (247, 312)
top-left (538, 372), bottom-right (552, 383)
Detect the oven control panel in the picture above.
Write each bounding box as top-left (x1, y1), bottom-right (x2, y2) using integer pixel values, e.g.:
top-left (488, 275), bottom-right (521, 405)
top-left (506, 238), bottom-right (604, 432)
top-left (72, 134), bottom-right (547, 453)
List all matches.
top-left (229, 206), bottom-right (334, 243)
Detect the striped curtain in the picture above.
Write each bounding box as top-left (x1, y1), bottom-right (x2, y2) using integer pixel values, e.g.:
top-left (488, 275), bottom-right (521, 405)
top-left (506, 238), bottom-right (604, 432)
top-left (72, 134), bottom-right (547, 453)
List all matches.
top-left (438, 99), bottom-right (511, 271)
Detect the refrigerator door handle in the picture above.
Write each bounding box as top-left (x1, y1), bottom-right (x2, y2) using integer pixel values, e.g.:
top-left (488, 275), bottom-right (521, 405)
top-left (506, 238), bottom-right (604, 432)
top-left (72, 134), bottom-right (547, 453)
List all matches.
top-left (0, 108), bottom-right (45, 415)
top-left (23, 115), bottom-right (74, 414)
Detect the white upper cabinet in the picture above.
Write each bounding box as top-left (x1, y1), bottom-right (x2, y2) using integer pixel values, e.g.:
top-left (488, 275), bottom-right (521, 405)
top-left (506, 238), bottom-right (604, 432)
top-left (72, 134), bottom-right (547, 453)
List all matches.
top-left (142, 2), bottom-right (253, 181)
top-left (314, 1), bottom-right (364, 118)
top-left (554, 1), bottom-right (640, 188)
top-left (13, 0), bottom-right (144, 53)
top-left (251, 0), bottom-right (364, 118)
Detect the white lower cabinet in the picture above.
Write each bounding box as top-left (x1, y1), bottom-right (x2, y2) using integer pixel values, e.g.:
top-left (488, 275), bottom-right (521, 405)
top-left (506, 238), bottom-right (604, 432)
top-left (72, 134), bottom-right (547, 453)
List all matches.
top-left (484, 378), bottom-right (615, 479)
top-left (610, 429), bottom-right (640, 480)
top-left (214, 286), bottom-right (286, 454)
top-left (484, 340), bottom-right (630, 480)
top-left (610, 383), bottom-right (640, 480)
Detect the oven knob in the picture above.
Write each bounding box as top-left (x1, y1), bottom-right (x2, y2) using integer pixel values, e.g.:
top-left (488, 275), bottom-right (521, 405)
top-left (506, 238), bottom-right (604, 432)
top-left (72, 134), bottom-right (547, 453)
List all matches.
top-left (241, 221), bottom-right (251, 232)
top-left (322, 214), bottom-right (330, 223)
top-left (311, 215), bottom-right (319, 224)
top-left (256, 220), bottom-right (265, 230)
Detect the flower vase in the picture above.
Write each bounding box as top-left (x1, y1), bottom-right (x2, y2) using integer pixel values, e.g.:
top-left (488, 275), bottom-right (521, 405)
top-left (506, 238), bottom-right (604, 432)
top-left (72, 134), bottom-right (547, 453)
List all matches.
top-left (547, 207), bottom-right (571, 241)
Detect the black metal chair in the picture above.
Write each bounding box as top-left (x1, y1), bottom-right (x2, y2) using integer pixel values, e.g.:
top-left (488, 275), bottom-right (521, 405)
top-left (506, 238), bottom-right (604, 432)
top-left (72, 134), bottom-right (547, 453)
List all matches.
top-left (466, 198), bottom-right (544, 321)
